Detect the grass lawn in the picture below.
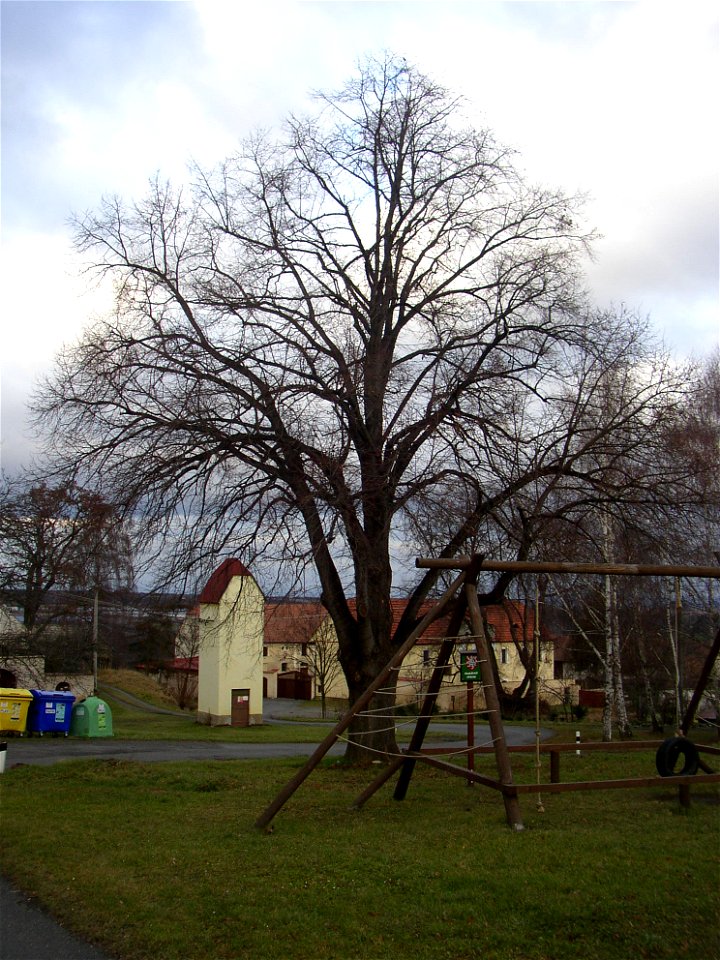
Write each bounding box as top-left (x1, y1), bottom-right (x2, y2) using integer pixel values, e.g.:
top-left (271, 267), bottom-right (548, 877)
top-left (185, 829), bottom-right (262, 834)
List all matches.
top-left (100, 696), bottom-right (333, 742)
top-left (88, 669), bottom-right (466, 745)
top-left (1, 742), bottom-right (718, 960)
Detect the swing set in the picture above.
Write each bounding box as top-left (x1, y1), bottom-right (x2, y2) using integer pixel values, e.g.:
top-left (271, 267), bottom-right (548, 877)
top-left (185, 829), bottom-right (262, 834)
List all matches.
top-left (256, 555), bottom-right (720, 831)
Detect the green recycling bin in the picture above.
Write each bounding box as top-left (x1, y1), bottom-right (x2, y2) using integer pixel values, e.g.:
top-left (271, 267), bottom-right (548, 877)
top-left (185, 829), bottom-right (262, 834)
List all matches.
top-left (70, 696), bottom-right (113, 738)
top-left (0, 688), bottom-right (33, 735)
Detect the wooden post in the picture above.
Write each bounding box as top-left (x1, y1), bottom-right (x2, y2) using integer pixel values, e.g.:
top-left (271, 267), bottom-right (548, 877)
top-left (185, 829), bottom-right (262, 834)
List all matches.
top-left (550, 751), bottom-right (560, 784)
top-left (465, 580), bottom-right (524, 830)
top-left (393, 591), bottom-right (470, 801)
top-left (416, 558), bottom-right (720, 579)
top-left (680, 625), bottom-right (720, 736)
top-left (467, 680), bottom-right (475, 782)
top-left (92, 587), bottom-right (99, 696)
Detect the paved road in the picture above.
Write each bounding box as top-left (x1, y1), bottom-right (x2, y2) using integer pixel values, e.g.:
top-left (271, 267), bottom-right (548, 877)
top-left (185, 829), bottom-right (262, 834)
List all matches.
top-left (2, 721), bottom-right (546, 768)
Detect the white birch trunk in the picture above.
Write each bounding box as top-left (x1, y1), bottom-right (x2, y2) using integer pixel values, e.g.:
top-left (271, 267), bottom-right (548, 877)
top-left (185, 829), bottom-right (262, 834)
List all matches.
top-left (666, 605), bottom-right (682, 727)
top-left (602, 569), bottom-right (614, 741)
top-left (609, 580), bottom-right (632, 738)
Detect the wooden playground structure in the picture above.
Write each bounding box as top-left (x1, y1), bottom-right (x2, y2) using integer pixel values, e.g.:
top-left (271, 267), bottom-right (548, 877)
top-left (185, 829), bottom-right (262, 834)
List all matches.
top-left (256, 555), bottom-right (720, 831)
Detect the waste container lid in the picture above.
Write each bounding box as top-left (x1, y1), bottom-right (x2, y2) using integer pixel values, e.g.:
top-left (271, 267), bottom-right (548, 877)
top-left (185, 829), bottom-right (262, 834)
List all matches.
top-left (29, 689), bottom-right (76, 699)
top-left (0, 688), bottom-right (33, 700)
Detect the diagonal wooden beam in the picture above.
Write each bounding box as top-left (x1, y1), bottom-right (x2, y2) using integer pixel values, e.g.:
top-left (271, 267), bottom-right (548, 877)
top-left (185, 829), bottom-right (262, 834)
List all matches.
top-left (465, 575), bottom-right (525, 830)
top-left (681, 624), bottom-right (720, 736)
top-left (255, 567), bottom-right (469, 829)
top-left (408, 752), bottom-right (506, 791)
top-left (393, 587), bottom-right (471, 802)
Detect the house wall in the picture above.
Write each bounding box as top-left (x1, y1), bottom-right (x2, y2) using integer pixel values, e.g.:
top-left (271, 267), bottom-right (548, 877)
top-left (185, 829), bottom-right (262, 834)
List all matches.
top-left (265, 619), bottom-right (563, 713)
top-left (197, 573), bottom-right (264, 725)
top-left (0, 657), bottom-right (94, 699)
top-left (263, 641), bottom-right (312, 699)
top-left (0, 656), bottom-right (46, 690)
top-left (397, 641), bottom-right (557, 712)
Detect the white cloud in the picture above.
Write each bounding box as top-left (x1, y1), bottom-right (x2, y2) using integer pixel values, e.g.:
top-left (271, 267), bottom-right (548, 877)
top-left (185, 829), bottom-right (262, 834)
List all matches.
top-left (1, 0), bottom-right (718, 476)
top-left (1, 232), bottom-right (108, 368)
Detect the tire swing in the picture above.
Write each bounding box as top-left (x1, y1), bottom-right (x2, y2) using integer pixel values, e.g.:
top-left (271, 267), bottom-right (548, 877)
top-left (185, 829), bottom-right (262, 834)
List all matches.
top-left (655, 737), bottom-right (699, 777)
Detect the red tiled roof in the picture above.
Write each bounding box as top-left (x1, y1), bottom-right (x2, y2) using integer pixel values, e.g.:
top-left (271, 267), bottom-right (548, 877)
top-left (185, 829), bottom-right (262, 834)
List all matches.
top-left (482, 601), bottom-right (534, 644)
top-left (199, 558), bottom-right (253, 604)
top-left (197, 579), bottom-right (551, 648)
top-left (348, 598), bottom-right (550, 645)
top-left (264, 600), bottom-right (327, 644)
top-left (261, 597), bottom-right (547, 645)
top-left (339, 598), bottom-right (452, 639)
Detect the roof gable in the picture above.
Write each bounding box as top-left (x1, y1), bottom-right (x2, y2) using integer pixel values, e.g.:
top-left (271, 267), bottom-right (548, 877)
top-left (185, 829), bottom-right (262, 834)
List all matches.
top-left (198, 558), bottom-right (254, 604)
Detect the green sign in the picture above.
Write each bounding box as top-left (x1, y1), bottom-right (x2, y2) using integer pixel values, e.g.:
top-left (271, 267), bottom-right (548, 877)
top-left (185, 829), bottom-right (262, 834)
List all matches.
top-left (460, 652), bottom-right (482, 682)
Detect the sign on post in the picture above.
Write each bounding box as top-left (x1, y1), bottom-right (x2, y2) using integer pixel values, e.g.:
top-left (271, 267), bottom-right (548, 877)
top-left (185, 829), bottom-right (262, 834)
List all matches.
top-left (460, 652), bottom-right (482, 682)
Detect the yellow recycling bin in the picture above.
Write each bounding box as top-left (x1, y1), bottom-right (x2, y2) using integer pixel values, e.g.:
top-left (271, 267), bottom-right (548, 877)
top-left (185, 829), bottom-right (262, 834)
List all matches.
top-left (0, 688), bottom-right (33, 734)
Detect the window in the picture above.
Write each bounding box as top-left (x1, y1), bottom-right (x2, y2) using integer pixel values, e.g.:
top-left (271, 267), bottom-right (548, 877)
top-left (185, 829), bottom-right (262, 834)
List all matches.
top-left (500, 646), bottom-right (509, 665)
top-left (422, 649), bottom-right (431, 665)
top-left (263, 646), bottom-right (268, 657)
top-left (281, 662), bottom-right (288, 672)
top-left (301, 643), bottom-right (308, 656)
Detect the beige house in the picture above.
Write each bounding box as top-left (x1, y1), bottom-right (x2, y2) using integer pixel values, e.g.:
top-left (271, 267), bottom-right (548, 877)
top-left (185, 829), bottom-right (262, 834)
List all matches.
top-left (192, 559), bottom-right (573, 721)
top-left (262, 596), bottom-right (571, 711)
top-left (262, 600), bottom-right (330, 700)
top-left (392, 599), bottom-right (568, 712)
top-left (196, 559), bottom-right (264, 726)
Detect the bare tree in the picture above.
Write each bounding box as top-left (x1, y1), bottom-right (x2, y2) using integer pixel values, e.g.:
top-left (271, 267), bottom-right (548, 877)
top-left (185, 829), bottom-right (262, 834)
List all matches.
top-left (35, 57), bottom-right (692, 758)
top-left (0, 479), bottom-right (133, 634)
top-left (301, 619), bottom-right (345, 719)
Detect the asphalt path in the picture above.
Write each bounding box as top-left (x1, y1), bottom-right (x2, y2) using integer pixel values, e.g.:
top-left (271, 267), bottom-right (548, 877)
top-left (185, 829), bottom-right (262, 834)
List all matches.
top-left (0, 880), bottom-right (113, 960)
top-left (2, 722), bottom-right (547, 768)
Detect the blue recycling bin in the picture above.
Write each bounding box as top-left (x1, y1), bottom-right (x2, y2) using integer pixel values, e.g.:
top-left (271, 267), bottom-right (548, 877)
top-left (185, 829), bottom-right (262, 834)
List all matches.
top-left (27, 689), bottom-right (75, 736)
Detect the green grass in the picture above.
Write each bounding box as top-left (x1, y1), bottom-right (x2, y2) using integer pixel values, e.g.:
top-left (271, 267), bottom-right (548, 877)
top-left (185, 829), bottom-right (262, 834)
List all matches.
top-left (102, 696), bottom-right (331, 742)
top-left (89, 670), bottom-right (465, 744)
top-left (1, 747), bottom-right (718, 960)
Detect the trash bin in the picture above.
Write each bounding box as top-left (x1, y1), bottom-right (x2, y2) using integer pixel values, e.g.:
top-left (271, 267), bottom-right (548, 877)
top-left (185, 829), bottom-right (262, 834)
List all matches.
top-left (70, 696), bottom-right (113, 738)
top-left (27, 689), bottom-right (76, 737)
top-left (0, 688), bottom-right (33, 735)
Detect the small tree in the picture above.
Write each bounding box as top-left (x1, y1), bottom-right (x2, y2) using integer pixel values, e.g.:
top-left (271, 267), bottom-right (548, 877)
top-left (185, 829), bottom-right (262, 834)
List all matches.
top-left (300, 619), bottom-right (344, 719)
top-left (168, 609), bottom-right (200, 709)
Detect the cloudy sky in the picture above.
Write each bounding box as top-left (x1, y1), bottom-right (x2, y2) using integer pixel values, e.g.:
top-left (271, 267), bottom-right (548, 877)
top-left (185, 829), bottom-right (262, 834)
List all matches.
top-left (1, 0), bottom-right (718, 477)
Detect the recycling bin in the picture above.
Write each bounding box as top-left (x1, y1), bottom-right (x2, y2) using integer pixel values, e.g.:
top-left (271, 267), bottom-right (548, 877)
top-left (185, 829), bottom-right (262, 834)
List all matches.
top-left (70, 696), bottom-right (113, 738)
top-left (27, 689), bottom-right (76, 736)
top-left (0, 688), bottom-right (33, 735)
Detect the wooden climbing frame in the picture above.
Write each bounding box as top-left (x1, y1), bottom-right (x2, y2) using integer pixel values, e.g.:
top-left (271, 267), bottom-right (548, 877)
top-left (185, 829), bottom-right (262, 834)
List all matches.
top-left (255, 555), bottom-right (720, 831)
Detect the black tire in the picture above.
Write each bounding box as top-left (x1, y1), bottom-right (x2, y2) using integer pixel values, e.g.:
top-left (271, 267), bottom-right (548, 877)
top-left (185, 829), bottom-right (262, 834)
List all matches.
top-left (655, 737), bottom-right (699, 777)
